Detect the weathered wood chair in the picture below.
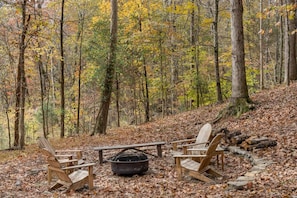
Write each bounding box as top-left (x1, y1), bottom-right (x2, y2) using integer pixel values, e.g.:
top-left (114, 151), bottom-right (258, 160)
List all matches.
top-left (38, 136), bottom-right (83, 160)
top-left (41, 148), bottom-right (85, 184)
top-left (174, 134), bottom-right (223, 183)
top-left (45, 149), bottom-right (96, 192)
top-left (171, 123), bottom-right (224, 170)
top-left (38, 136), bottom-right (85, 184)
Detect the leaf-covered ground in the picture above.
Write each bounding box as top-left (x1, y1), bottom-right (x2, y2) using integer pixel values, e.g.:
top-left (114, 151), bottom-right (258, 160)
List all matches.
top-left (0, 83), bottom-right (296, 197)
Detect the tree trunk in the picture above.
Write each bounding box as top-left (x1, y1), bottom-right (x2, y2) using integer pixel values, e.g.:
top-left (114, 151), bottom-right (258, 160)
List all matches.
top-left (38, 53), bottom-right (47, 138)
top-left (230, 0), bottom-right (249, 100)
top-left (159, 34), bottom-right (165, 118)
top-left (214, 0), bottom-right (223, 103)
top-left (284, 0), bottom-right (290, 85)
top-left (259, 0), bottom-right (264, 89)
top-left (278, 0), bottom-right (284, 84)
top-left (138, 13), bottom-right (149, 122)
top-left (169, 1), bottom-right (178, 113)
top-left (190, 0), bottom-right (200, 108)
top-left (288, 0), bottom-right (297, 81)
top-left (115, 72), bottom-right (120, 127)
top-left (14, 0), bottom-right (29, 149)
top-left (76, 10), bottom-right (85, 134)
top-left (92, 0), bottom-right (118, 135)
top-left (216, 0), bottom-right (251, 119)
top-left (143, 62), bottom-right (150, 122)
top-left (60, 0), bottom-right (65, 138)
top-left (4, 95), bottom-right (11, 149)
top-left (36, 0), bottom-right (48, 138)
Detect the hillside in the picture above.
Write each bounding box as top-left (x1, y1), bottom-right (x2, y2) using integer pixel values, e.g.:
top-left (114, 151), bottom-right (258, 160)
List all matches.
top-left (0, 82), bottom-right (296, 197)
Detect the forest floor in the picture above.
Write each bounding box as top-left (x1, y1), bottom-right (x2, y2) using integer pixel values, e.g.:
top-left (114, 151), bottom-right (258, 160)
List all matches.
top-left (0, 82), bottom-right (297, 198)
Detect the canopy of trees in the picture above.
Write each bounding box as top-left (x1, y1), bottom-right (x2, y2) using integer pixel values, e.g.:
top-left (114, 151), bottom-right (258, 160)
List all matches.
top-left (0, 0), bottom-right (296, 149)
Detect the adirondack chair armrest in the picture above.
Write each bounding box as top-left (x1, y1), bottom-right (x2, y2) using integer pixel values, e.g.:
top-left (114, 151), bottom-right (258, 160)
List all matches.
top-left (171, 138), bottom-right (196, 150)
top-left (187, 146), bottom-right (224, 152)
top-left (173, 154), bottom-right (207, 158)
top-left (58, 158), bottom-right (81, 165)
top-left (55, 154), bottom-right (73, 159)
top-left (62, 163), bottom-right (96, 170)
top-left (171, 138), bottom-right (196, 144)
top-left (181, 141), bottom-right (209, 149)
top-left (55, 149), bottom-right (82, 153)
top-left (55, 149), bottom-right (83, 159)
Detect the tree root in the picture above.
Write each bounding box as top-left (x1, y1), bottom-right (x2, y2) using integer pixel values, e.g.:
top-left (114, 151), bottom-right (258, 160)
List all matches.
top-left (213, 97), bottom-right (255, 124)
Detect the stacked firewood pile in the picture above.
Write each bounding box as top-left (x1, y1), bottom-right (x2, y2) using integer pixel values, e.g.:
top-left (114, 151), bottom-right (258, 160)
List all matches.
top-left (217, 128), bottom-right (277, 151)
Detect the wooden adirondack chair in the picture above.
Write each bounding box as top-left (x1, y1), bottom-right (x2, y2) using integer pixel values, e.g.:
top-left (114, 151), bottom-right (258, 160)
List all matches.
top-left (171, 123), bottom-right (224, 170)
top-left (171, 123), bottom-right (212, 155)
top-left (174, 134), bottom-right (223, 183)
top-left (38, 136), bottom-right (83, 160)
top-left (41, 148), bottom-right (85, 184)
top-left (45, 150), bottom-right (96, 192)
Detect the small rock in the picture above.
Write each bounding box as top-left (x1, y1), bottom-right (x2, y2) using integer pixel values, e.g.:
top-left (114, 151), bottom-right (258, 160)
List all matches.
top-left (228, 180), bottom-right (248, 190)
top-left (250, 165), bottom-right (265, 172)
top-left (245, 171), bottom-right (260, 177)
top-left (15, 180), bottom-right (22, 186)
top-left (237, 176), bottom-right (254, 181)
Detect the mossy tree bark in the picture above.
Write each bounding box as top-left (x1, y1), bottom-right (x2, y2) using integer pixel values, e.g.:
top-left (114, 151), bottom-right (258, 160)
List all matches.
top-left (92, 0), bottom-right (118, 135)
top-left (215, 0), bottom-right (252, 122)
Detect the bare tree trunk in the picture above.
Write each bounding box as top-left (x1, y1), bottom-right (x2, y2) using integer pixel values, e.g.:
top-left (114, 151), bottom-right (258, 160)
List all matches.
top-left (159, 34), bottom-right (165, 118)
top-left (38, 53), bottom-right (47, 138)
top-left (284, 0), bottom-right (290, 85)
top-left (214, 0), bottom-right (223, 103)
top-left (194, 0), bottom-right (201, 107)
top-left (36, 1), bottom-right (48, 138)
top-left (3, 94), bottom-right (11, 149)
top-left (226, 0), bottom-right (251, 117)
top-left (92, 0), bottom-right (118, 135)
top-left (288, 0), bottom-right (297, 80)
top-left (215, 0), bottom-right (251, 122)
top-left (76, 11), bottom-right (85, 134)
top-left (259, 0), bottom-right (264, 89)
top-left (6, 110), bottom-right (11, 149)
top-left (143, 62), bottom-right (150, 122)
top-left (170, 1), bottom-right (178, 113)
top-left (278, 0), bottom-right (284, 84)
top-left (14, 0), bottom-right (30, 149)
top-left (115, 72), bottom-right (120, 127)
top-left (60, 0), bottom-right (65, 138)
top-left (230, 0), bottom-right (249, 100)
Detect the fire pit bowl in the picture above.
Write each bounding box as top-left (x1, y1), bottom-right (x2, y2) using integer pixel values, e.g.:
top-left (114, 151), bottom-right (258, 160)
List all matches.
top-left (107, 151), bottom-right (149, 176)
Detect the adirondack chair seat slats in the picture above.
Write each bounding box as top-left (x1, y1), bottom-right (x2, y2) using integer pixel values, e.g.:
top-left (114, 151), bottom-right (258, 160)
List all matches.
top-left (68, 170), bottom-right (89, 183)
top-left (181, 159), bottom-right (200, 171)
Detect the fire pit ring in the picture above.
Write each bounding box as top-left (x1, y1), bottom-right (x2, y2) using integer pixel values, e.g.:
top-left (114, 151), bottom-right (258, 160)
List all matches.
top-left (107, 151), bottom-right (149, 176)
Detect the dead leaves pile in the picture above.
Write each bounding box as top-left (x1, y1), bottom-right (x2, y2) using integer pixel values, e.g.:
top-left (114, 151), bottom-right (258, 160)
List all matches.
top-left (0, 83), bottom-right (297, 197)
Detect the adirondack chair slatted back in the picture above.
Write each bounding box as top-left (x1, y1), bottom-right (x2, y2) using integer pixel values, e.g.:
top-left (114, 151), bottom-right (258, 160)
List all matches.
top-left (38, 137), bottom-right (56, 155)
top-left (191, 123), bottom-right (212, 155)
top-left (195, 123), bottom-right (212, 147)
top-left (198, 134), bottom-right (222, 172)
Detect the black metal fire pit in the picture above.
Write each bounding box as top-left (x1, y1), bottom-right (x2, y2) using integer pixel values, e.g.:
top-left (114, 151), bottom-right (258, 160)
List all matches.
top-left (107, 151), bottom-right (149, 176)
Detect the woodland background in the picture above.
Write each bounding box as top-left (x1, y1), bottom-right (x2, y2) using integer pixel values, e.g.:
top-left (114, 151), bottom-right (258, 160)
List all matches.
top-left (0, 0), bottom-right (297, 150)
